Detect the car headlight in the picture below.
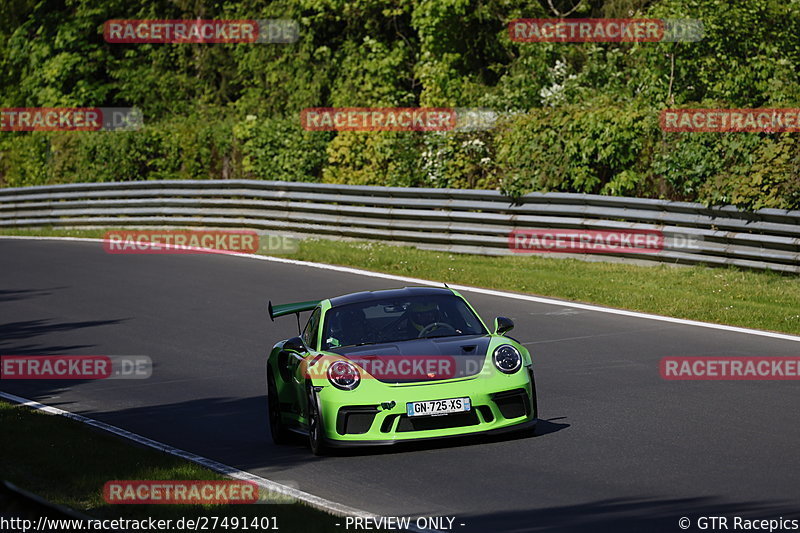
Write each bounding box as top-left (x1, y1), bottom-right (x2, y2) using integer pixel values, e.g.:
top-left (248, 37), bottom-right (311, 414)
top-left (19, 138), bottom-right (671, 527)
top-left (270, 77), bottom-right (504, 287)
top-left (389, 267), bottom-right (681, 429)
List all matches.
top-left (327, 360), bottom-right (360, 390)
top-left (493, 344), bottom-right (522, 374)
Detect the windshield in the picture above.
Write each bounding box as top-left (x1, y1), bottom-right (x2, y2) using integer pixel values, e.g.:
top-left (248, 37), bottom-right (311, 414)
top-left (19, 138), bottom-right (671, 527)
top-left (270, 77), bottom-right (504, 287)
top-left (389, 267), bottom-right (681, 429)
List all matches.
top-left (321, 294), bottom-right (487, 350)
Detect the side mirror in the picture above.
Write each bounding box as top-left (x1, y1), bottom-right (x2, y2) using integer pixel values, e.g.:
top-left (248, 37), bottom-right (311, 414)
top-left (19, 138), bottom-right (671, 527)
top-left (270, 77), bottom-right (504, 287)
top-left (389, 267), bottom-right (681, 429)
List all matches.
top-left (493, 317), bottom-right (514, 336)
top-left (283, 336), bottom-right (306, 353)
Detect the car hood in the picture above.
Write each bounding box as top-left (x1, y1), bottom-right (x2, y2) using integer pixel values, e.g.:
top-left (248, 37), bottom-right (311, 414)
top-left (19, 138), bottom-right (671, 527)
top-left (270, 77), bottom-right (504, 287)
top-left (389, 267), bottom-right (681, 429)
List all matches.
top-left (328, 335), bottom-right (491, 383)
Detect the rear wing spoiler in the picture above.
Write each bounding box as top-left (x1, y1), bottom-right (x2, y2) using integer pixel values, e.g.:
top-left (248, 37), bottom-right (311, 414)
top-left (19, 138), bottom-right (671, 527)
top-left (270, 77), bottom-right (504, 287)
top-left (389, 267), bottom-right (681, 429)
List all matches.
top-left (268, 300), bottom-right (320, 321)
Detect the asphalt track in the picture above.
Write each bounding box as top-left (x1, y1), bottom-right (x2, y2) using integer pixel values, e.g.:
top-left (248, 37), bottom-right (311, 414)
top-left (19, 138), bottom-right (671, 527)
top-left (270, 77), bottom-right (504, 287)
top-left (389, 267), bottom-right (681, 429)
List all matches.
top-left (2, 238), bottom-right (800, 533)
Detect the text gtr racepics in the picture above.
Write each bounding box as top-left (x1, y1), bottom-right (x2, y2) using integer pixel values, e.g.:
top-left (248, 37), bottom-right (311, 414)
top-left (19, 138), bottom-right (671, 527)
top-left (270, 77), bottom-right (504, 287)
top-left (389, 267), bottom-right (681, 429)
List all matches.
top-left (266, 287), bottom-right (538, 455)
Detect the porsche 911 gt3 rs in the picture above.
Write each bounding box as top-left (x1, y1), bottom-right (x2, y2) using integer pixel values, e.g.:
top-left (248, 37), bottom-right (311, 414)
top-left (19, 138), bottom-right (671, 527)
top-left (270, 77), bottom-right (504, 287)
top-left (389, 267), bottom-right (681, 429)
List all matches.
top-left (266, 286), bottom-right (537, 455)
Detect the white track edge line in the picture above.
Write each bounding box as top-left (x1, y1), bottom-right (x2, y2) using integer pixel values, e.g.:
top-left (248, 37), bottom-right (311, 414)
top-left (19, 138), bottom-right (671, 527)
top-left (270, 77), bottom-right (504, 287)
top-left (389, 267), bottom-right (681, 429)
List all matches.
top-left (2, 235), bottom-right (798, 343)
top-left (0, 391), bottom-right (440, 533)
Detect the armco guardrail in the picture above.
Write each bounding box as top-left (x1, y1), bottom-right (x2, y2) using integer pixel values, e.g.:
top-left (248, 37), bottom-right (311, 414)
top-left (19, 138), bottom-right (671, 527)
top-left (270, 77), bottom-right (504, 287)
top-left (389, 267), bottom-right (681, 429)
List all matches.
top-left (0, 180), bottom-right (798, 273)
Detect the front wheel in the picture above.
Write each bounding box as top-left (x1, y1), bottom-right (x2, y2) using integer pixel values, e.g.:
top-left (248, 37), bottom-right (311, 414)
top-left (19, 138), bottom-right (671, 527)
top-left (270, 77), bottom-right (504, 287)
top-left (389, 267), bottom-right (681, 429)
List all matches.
top-left (522, 374), bottom-right (539, 437)
top-left (307, 388), bottom-right (328, 456)
top-left (267, 371), bottom-right (291, 445)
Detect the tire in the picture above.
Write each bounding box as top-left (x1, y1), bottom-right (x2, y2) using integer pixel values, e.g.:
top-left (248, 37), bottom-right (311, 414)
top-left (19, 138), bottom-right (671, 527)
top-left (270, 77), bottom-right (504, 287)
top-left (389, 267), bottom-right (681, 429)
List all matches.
top-left (530, 374), bottom-right (539, 420)
top-left (267, 370), bottom-right (291, 445)
top-left (519, 372), bottom-right (538, 438)
top-left (307, 388), bottom-right (328, 456)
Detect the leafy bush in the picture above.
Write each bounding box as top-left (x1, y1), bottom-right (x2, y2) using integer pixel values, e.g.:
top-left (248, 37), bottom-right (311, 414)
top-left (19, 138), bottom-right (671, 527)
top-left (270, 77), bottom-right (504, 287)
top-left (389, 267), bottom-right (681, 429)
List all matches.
top-left (1, 111), bottom-right (240, 185)
top-left (703, 135), bottom-right (800, 210)
top-left (322, 131), bottom-right (423, 186)
top-left (420, 131), bottom-right (500, 189)
top-left (495, 101), bottom-right (660, 198)
top-left (0, 133), bottom-right (51, 188)
top-left (651, 132), bottom-right (761, 201)
top-left (235, 116), bottom-right (332, 182)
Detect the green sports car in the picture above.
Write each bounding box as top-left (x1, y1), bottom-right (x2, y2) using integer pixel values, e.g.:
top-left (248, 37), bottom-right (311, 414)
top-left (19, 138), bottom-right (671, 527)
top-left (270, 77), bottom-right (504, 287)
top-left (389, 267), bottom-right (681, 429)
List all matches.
top-left (266, 286), bottom-right (538, 455)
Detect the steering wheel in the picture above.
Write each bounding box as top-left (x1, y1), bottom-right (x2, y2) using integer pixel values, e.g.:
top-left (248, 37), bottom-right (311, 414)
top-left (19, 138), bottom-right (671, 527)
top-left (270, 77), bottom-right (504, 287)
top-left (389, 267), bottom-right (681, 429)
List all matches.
top-left (417, 322), bottom-right (457, 338)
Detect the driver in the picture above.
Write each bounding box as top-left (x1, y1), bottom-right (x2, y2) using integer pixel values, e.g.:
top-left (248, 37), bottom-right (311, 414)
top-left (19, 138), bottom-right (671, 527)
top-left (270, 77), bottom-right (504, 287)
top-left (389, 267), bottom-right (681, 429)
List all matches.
top-left (406, 301), bottom-right (440, 337)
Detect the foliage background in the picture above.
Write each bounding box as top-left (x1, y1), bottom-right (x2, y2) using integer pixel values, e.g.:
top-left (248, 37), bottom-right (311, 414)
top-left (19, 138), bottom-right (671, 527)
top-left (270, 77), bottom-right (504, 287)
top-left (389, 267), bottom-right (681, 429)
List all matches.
top-left (1, 0), bottom-right (798, 210)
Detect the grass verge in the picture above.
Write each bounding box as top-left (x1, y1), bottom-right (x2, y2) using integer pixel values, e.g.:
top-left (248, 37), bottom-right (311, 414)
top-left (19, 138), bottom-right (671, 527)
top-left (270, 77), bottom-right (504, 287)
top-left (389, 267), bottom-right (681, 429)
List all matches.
top-left (0, 400), bottom-right (347, 531)
top-left (0, 227), bottom-right (798, 335)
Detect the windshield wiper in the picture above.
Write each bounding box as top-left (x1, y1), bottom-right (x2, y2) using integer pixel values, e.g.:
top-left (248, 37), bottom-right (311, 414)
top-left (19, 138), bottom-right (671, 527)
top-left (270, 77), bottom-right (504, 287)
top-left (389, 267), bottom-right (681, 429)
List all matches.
top-left (334, 341), bottom-right (379, 349)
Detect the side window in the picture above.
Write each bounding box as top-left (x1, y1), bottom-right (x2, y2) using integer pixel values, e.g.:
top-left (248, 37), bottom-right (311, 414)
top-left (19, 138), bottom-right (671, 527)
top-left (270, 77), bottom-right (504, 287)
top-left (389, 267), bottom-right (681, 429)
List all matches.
top-left (302, 308), bottom-right (321, 350)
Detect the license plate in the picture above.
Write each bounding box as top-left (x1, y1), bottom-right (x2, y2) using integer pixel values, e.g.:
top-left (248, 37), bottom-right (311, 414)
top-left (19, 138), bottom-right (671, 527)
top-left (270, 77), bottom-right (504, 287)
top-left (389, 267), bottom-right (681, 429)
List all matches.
top-left (406, 397), bottom-right (471, 417)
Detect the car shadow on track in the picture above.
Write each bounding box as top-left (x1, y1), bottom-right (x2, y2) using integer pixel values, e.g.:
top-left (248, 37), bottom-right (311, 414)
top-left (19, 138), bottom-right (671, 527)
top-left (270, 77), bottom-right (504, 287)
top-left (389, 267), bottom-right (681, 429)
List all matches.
top-left (81, 395), bottom-right (568, 465)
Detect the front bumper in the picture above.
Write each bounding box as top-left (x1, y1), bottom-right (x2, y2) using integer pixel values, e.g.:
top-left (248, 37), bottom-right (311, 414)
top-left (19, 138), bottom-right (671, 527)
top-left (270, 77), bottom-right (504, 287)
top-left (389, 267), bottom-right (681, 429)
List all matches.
top-left (323, 417), bottom-right (537, 448)
top-left (316, 370), bottom-right (537, 446)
